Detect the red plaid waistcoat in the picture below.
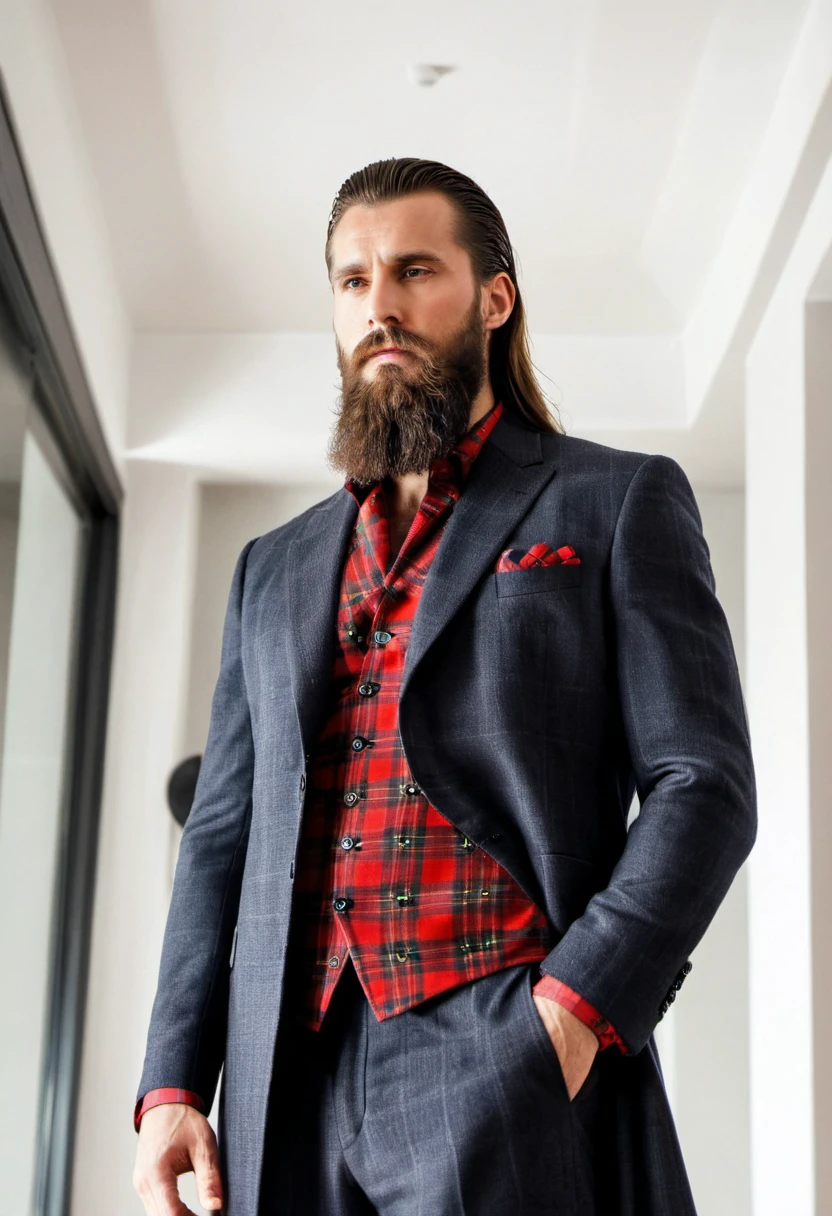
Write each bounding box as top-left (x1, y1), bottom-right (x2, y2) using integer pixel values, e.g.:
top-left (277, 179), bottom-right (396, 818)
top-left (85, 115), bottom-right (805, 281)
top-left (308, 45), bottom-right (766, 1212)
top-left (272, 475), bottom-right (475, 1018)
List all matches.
top-left (283, 400), bottom-right (617, 1041)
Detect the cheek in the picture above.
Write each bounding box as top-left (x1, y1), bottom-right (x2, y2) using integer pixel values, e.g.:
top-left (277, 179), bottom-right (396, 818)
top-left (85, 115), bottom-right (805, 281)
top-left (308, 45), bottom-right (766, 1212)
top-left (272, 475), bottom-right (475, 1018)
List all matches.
top-left (420, 294), bottom-right (477, 342)
top-left (333, 322), bottom-right (359, 368)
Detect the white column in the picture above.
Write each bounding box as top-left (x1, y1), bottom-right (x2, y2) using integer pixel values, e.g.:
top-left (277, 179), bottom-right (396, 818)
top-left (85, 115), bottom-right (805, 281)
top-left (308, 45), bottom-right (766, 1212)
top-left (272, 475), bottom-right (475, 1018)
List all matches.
top-left (745, 157), bottom-right (832, 1215)
top-left (670, 489), bottom-right (751, 1216)
top-left (805, 301), bottom-right (832, 1208)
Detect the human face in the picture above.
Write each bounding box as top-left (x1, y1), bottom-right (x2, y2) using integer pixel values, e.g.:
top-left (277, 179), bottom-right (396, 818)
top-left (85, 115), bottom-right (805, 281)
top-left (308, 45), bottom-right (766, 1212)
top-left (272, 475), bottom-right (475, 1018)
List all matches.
top-left (330, 191), bottom-right (485, 375)
top-left (326, 192), bottom-right (510, 484)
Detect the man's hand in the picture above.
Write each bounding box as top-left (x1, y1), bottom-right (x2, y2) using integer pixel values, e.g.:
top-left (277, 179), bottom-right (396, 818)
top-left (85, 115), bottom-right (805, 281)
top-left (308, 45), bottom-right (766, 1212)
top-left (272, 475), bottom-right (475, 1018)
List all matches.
top-left (532, 992), bottom-right (599, 1100)
top-left (133, 1103), bottom-right (223, 1215)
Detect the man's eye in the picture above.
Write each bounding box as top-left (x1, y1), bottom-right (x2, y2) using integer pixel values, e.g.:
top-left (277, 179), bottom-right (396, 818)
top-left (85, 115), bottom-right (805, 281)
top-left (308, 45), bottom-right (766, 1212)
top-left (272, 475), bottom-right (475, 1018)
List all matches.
top-left (342, 268), bottom-right (429, 290)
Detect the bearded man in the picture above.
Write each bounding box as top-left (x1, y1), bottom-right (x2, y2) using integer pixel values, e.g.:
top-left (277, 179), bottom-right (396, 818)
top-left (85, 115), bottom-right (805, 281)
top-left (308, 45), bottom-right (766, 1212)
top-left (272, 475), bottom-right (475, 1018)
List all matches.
top-left (133, 157), bottom-right (756, 1216)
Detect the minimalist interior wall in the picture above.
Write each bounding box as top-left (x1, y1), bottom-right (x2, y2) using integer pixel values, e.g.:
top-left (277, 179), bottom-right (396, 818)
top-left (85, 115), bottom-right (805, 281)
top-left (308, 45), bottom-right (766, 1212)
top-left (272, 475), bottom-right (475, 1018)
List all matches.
top-left (671, 487), bottom-right (750, 1216)
top-left (805, 300), bottom-right (832, 1209)
top-left (745, 153), bottom-right (832, 1216)
top-left (0, 488), bottom-right (18, 787)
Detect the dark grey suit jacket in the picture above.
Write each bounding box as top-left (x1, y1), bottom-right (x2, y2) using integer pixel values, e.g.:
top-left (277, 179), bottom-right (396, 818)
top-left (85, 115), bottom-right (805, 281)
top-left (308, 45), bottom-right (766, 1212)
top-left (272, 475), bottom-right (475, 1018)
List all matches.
top-left (137, 407), bottom-right (756, 1214)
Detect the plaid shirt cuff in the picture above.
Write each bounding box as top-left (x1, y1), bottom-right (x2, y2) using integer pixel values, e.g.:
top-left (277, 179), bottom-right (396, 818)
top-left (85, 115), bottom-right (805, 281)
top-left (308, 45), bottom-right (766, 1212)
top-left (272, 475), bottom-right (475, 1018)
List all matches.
top-left (532, 974), bottom-right (628, 1054)
top-left (134, 1087), bottom-right (204, 1133)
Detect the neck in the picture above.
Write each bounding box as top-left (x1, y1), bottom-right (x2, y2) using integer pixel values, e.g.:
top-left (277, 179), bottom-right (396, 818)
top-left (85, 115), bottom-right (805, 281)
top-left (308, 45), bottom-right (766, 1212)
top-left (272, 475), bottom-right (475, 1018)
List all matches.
top-left (466, 380), bottom-right (496, 431)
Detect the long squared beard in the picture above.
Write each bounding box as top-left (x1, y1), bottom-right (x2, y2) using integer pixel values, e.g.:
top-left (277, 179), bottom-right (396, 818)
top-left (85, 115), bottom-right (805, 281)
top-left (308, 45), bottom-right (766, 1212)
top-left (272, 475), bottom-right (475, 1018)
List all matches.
top-left (326, 300), bottom-right (488, 486)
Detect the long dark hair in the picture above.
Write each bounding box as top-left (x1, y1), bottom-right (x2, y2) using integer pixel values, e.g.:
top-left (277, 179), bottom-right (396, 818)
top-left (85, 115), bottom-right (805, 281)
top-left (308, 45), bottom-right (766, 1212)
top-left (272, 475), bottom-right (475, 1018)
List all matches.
top-left (325, 158), bottom-right (563, 434)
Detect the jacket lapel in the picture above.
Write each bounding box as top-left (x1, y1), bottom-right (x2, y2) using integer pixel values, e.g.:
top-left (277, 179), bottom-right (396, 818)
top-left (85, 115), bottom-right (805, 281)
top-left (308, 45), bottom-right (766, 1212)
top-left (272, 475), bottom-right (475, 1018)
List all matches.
top-left (400, 411), bottom-right (557, 699)
top-left (284, 490), bottom-right (358, 753)
top-left (283, 409), bottom-right (558, 751)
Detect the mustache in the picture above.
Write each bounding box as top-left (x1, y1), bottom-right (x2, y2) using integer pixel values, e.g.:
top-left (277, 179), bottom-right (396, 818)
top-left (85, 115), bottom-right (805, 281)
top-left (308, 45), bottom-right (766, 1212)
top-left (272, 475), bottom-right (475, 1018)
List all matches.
top-left (353, 326), bottom-right (433, 364)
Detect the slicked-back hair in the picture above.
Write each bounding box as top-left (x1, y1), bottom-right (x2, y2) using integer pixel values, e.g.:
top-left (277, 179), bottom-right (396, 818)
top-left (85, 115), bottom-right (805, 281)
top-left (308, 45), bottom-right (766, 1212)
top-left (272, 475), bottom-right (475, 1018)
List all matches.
top-left (326, 158), bottom-right (562, 434)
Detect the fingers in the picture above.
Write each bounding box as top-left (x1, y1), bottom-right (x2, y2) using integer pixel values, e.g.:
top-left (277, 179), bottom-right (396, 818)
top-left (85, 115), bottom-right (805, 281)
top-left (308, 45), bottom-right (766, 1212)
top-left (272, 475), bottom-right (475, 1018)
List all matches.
top-left (151, 1175), bottom-right (196, 1216)
top-left (135, 1167), bottom-right (194, 1216)
top-left (193, 1137), bottom-right (224, 1211)
top-left (133, 1105), bottom-right (221, 1216)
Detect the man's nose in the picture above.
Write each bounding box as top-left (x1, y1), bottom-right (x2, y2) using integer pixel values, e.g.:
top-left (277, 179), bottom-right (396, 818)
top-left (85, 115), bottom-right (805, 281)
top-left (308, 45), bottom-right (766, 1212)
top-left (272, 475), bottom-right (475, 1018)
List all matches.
top-left (366, 273), bottom-right (404, 329)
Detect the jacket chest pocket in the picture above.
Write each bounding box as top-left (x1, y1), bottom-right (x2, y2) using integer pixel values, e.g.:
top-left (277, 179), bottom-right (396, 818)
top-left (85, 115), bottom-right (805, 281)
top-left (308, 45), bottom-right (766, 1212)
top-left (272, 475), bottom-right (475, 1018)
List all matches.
top-left (494, 563), bottom-right (582, 598)
top-left (493, 563), bottom-right (589, 719)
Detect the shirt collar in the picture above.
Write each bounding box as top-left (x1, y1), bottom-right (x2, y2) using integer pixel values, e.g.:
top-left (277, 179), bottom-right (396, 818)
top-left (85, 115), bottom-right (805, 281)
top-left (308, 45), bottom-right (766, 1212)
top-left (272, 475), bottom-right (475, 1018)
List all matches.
top-left (344, 399), bottom-right (504, 506)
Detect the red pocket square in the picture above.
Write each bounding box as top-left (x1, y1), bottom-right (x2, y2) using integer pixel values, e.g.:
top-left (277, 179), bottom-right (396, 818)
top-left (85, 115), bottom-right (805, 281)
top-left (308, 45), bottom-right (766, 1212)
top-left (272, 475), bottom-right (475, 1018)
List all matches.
top-left (495, 543), bottom-right (580, 573)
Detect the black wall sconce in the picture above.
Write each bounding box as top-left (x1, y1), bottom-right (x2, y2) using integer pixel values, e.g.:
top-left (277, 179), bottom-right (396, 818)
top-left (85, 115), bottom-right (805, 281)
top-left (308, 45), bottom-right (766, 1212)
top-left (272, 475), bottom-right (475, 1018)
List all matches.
top-left (166, 754), bottom-right (202, 828)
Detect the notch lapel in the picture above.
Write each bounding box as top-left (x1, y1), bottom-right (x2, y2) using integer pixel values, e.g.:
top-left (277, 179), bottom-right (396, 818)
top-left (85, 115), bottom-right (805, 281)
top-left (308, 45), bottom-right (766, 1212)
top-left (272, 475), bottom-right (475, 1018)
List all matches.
top-left (284, 490), bottom-right (358, 754)
top-left (282, 410), bottom-right (558, 752)
top-left (400, 411), bottom-right (557, 700)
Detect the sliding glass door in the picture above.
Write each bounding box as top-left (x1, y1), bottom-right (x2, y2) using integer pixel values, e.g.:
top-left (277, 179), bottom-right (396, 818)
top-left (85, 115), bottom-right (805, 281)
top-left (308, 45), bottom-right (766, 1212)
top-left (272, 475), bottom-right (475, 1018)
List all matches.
top-left (0, 66), bottom-right (121, 1214)
top-left (0, 302), bottom-right (90, 1212)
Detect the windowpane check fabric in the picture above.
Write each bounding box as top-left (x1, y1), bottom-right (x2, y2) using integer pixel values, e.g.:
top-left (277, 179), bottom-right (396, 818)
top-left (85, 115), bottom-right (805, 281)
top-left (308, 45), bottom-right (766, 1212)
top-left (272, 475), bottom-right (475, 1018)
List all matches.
top-left (134, 397), bottom-right (625, 1133)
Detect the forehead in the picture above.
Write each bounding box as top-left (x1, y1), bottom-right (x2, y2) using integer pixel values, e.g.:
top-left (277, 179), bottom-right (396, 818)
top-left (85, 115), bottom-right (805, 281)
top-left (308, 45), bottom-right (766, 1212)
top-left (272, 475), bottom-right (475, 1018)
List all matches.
top-left (329, 191), bottom-right (467, 268)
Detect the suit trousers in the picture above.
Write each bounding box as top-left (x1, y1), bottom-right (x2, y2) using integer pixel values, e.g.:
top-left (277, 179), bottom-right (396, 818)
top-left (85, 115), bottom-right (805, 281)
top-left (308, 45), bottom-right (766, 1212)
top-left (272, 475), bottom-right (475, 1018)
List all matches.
top-left (258, 954), bottom-right (619, 1215)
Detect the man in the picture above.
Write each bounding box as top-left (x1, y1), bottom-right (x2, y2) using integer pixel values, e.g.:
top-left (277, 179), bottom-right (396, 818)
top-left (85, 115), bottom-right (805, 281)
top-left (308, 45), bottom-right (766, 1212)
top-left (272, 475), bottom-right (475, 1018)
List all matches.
top-left (133, 157), bottom-right (756, 1215)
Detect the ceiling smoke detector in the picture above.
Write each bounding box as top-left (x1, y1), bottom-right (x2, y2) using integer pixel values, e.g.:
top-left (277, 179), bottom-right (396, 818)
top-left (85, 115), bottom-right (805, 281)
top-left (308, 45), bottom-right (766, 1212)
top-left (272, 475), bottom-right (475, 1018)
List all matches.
top-left (407, 64), bottom-right (456, 88)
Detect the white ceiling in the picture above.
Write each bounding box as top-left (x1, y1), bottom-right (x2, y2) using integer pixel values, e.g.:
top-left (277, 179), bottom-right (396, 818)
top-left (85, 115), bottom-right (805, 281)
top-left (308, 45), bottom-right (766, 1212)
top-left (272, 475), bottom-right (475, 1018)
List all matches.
top-left (50, 0), bottom-right (808, 336)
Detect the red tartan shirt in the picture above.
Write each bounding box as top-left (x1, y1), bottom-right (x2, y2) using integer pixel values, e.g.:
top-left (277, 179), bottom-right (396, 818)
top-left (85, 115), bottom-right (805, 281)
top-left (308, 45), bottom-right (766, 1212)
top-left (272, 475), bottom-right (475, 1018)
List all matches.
top-left (134, 398), bottom-right (624, 1132)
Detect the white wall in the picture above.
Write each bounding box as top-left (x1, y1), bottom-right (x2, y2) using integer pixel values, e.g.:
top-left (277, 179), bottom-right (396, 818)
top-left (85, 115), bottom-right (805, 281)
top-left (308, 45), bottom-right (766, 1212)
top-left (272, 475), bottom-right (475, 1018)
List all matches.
top-left (805, 301), bottom-right (832, 1207)
top-left (0, 492), bottom-right (18, 786)
top-left (670, 488), bottom-right (751, 1216)
top-left (745, 148), bottom-right (832, 1216)
top-left (0, 0), bottom-right (130, 473)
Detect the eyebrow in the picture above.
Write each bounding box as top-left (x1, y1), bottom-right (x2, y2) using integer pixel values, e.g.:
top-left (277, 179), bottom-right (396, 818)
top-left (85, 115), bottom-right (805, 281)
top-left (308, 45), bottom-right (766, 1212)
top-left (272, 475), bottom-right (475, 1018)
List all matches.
top-left (330, 251), bottom-right (449, 284)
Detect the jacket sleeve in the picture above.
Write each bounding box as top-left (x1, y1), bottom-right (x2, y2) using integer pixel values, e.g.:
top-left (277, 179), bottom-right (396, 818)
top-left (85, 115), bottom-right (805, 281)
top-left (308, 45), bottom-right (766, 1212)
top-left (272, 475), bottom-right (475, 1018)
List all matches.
top-left (537, 454), bottom-right (756, 1054)
top-left (135, 536), bottom-right (259, 1114)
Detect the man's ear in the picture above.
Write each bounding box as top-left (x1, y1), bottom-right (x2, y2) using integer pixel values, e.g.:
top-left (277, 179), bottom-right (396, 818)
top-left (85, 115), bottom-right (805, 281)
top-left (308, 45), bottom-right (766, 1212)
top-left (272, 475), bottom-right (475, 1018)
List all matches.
top-left (484, 271), bottom-right (515, 331)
